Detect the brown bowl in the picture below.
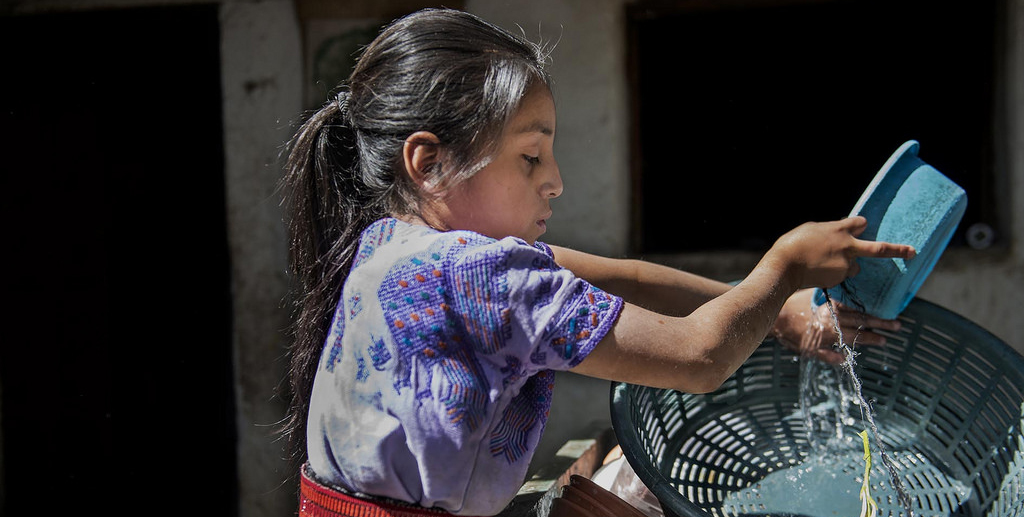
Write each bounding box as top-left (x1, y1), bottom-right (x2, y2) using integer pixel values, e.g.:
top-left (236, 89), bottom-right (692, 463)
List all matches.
top-left (567, 475), bottom-right (647, 517)
top-left (560, 484), bottom-right (616, 517)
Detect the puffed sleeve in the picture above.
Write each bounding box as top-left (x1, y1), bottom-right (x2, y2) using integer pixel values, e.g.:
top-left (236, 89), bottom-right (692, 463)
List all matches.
top-left (446, 235), bottom-right (624, 378)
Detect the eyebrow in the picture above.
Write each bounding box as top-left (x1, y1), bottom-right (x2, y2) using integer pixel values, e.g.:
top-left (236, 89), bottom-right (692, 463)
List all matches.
top-left (513, 120), bottom-right (555, 136)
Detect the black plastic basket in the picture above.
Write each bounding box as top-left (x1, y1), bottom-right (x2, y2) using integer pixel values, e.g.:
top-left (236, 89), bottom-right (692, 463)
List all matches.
top-left (610, 298), bottom-right (1024, 517)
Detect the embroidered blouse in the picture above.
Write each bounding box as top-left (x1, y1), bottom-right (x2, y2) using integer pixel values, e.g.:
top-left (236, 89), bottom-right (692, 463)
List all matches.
top-left (306, 218), bottom-right (624, 515)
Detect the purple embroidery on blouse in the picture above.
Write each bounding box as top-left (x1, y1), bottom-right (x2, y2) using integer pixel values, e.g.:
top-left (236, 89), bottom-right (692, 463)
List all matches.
top-left (377, 238), bottom-right (492, 431)
top-left (438, 347), bottom-right (489, 431)
top-left (367, 335), bottom-right (390, 371)
top-left (348, 293), bottom-right (363, 320)
top-left (448, 246), bottom-right (513, 355)
top-left (489, 370), bottom-right (554, 464)
top-left (529, 347), bottom-right (547, 366)
top-left (355, 351), bottom-right (369, 383)
top-left (499, 355), bottom-right (526, 388)
top-left (353, 218), bottom-right (397, 269)
top-left (545, 284), bottom-right (618, 361)
top-left (359, 390), bottom-right (383, 412)
top-left (326, 336), bottom-right (344, 373)
top-left (325, 309), bottom-right (345, 373)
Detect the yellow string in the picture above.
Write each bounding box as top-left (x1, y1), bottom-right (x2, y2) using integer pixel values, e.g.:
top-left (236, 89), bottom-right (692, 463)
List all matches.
top-left (859, 430), bottom-right (880, 517)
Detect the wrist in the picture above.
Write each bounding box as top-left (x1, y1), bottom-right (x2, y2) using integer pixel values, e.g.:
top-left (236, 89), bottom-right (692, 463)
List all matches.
top-left (771, 296), bottom-right (800, 345)
top-left (759, 245), bottom-right (804, 296)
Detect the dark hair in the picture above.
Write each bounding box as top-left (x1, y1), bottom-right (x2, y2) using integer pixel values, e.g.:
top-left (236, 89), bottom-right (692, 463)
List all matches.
top-left (279, 8), bottom-right (552, 465)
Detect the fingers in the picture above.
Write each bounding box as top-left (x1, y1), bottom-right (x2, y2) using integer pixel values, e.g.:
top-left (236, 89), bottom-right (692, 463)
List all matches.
top-left (814, 303), bottom-right (900, 347)
top-left (842, 327), bottom-right (888, 346)
top-left (796, 296), bottom-right (905, 365)
top-left (854, 239), bottom-right (917, 260)
top-left (834, 304), bottom-right (902, 332)
top-left (836, 217), bottom-right (916, 259)
top-left (809, 348), bottom-right (847, 365)
top-left (804, 329), bottom-right (887, 365)
top-left (838, 215), bottom-right (869, 237)
top-left (847, 260), bottom-right (860, 278)
top-left (834, 216), bottom-right (916, 260)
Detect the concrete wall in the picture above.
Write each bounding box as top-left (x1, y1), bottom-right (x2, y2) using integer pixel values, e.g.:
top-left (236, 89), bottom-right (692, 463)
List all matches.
top-left (219, 2), bottom-right (300, 516)
top-left (468, 0), bottom-right (632, 258)
top-left (2, 0), bottom-right (1021, 515)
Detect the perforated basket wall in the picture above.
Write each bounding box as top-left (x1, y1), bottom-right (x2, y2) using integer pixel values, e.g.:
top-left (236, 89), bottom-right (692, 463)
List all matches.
top-left (610, 299), bottom-right (1024, 517)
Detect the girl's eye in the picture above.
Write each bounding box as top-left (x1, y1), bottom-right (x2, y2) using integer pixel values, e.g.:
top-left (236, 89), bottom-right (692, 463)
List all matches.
top-left (523, 154), bottom-right (541, 166)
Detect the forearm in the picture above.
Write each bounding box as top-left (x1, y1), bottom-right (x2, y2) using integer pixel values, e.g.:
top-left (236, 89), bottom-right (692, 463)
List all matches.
top-left (687, 254), bottom-right (799, 372)
top-left (566, 218), bottom-right (916, 393)
top-left (551, 243), bottom-right (795, 359)
top-left (548, 245), bottom-right (731, 316)
top-left (571, 251), bottom-right (801, 393)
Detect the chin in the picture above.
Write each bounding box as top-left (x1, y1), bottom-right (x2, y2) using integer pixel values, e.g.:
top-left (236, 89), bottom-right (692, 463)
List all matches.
top-left (513, 232), bottom-right (538, 245)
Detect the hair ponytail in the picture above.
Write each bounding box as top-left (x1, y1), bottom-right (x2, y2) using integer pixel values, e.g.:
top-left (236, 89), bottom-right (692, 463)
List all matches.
top-left (280, 91), bottom-right (386, 465)
top-left (279, 8), bottom-right (553, 467)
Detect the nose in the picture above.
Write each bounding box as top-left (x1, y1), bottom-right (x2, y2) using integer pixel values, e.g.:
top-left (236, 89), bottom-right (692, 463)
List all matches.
top-left (543, 160), bottom-right (563, 199)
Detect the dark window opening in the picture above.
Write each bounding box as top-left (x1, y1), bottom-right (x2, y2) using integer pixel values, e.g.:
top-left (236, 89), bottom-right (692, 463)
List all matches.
top-left (629, 0), bottom-right (1000, 254)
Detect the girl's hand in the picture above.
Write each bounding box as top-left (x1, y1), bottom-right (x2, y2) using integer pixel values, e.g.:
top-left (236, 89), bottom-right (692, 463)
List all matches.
top-left (772, 289), bottom-right (902, 364)
top-left (766, 216), bottom-right (916, 290)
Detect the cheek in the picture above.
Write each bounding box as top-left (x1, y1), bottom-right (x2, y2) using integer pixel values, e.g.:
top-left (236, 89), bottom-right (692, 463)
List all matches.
top-left (485, 179), bottom-right (518, 204)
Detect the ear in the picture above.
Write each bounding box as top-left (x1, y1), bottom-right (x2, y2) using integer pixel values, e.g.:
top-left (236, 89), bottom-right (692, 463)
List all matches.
top-left (402, 131), bottom-right (442, 191)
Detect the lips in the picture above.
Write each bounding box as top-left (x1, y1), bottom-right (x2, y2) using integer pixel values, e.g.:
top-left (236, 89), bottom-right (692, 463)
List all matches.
top-left (538, 212), bottom-right (552, 230)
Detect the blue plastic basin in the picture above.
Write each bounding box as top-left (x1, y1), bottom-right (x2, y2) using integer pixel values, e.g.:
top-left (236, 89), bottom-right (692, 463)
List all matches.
top-left (815, 140), bottom-right (967, 319)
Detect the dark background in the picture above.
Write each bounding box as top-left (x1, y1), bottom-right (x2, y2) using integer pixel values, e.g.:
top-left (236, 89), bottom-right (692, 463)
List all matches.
top-left (632, 0), bottom-right (998, 253)
top-left (1, 5), bottom-right (236, 514)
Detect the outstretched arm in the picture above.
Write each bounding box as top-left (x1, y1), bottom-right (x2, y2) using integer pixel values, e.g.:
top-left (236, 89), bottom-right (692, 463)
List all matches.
top-left (547, 245), bottom-right (732, 317)
top-left (558, 217), bottom-right (914, 393)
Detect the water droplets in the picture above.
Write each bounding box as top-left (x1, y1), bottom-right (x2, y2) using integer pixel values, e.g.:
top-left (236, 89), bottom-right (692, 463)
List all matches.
top-left (800, 292), bottom-right (916, 516)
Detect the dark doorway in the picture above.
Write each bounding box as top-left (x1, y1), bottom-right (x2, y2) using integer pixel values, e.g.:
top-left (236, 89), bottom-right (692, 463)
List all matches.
top-left (629, 0), bottom-right (999, 253)
top-left (0, 5), bottom-right (236, 514)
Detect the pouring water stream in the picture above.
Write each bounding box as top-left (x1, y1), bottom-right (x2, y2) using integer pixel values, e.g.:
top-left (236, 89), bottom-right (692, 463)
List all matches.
top-left (815, 289), bottom-right (915, 516)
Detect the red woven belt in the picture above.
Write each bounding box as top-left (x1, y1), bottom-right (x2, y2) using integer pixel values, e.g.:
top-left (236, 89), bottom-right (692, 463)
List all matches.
top-left (299, 466), bottom-right (464, 517)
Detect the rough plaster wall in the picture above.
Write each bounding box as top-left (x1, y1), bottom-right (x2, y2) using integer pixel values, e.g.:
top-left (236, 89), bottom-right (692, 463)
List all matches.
top-left (220, 2), bottom-right (300, 516)
top-left (919, 259), bottom-right (1024, 350)
top-left (466, 0), bottom-right (631, 258)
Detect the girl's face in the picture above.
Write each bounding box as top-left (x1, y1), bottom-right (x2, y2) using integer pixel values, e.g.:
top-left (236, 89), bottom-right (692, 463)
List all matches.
top-left (442, 86), bottom-right (563, 244)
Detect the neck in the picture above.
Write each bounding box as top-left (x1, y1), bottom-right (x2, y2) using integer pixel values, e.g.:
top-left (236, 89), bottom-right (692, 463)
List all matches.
top-left (394, 210), bottom-right (450, 232)
top-left (394, 191), bottom-right (460, 232)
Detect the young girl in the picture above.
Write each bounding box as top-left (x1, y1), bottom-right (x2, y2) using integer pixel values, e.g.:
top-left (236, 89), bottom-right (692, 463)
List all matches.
top-left (280, 8), bottom-right (914, 516)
